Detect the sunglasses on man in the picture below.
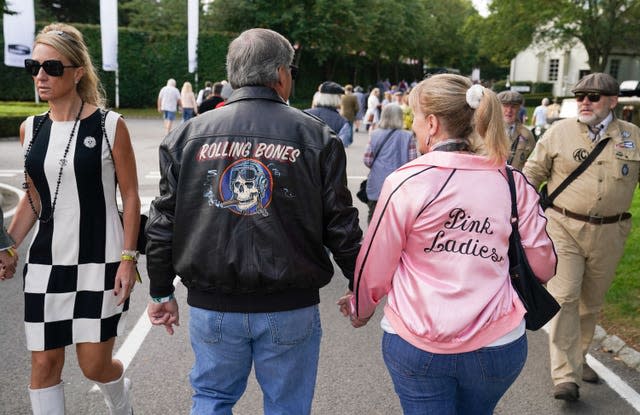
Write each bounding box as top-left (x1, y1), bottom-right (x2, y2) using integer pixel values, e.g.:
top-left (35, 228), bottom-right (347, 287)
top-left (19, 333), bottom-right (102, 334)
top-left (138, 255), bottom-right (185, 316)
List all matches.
top-left (24, 58), bottom-right (79, 77)
top-left (575, 93), bottom-right (607, 103)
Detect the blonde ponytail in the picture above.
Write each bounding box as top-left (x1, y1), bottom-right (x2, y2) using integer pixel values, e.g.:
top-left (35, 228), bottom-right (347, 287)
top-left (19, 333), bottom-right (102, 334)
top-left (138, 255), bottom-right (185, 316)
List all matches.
top-left (473, 88), bottom-right (509, 163)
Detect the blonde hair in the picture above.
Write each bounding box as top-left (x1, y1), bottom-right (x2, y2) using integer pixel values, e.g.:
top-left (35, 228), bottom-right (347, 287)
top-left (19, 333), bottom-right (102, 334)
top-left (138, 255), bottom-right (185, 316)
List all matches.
top-left (409, 74), bottom-right (509, 163)
top-left (35, 23), bottom-right (106, 108)
top-left (182, 81), bottom-right (193, 94)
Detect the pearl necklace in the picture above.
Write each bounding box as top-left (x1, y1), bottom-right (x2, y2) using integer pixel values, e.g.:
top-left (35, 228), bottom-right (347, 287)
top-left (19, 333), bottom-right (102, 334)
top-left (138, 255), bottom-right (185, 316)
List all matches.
top-left (23, 101), bottom-right (85, 222)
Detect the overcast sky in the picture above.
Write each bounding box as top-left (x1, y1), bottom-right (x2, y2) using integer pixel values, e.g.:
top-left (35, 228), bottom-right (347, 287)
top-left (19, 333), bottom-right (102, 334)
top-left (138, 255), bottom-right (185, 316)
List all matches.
top-left (472, 0), bottom-right (490, 17)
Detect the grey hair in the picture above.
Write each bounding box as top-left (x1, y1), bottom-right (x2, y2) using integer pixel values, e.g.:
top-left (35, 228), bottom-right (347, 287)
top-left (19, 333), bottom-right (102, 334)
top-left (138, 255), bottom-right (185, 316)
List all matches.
top-left (313, 92), bottom-right (342, 109)
top-left (226, 28), bottom-right (294, 89)
top-left (378, 104), bottom-right (404, 130)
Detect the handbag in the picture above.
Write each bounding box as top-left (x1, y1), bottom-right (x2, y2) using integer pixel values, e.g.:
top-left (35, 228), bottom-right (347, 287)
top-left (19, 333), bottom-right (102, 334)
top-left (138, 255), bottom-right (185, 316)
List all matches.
top-left (538, 137), bottom-right (610, 210)
top-left (101, 110), bottom-right (148, 254)
top-left (356, 179), bottom-right (369, 203)
top-left (356, 129), bottom-right (396, 204)
top-left (506, 167), bottom-right (560, 330)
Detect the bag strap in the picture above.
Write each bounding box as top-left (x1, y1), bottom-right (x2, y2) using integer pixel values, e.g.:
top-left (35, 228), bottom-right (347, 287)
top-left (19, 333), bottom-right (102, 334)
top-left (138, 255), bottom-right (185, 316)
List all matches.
top-left (370, 129), bottom-right (396, 167)
top-left (546, 137), bottom-right (610, 204)
top-left (506, 166), bottom-right (519, 228)
top-left (507, 130), bottom-right (519, 165)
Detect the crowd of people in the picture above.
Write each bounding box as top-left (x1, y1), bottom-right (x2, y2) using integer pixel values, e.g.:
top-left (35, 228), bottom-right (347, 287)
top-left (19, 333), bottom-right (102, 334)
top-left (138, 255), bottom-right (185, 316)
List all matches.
top-left (157, 77), bottom-right (234, 134)
top-left (1, 22), bottom-right (638, 415)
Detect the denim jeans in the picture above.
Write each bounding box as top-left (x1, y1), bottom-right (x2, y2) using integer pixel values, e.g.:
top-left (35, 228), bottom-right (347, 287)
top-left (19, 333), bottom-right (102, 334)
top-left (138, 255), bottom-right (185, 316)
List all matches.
top-left (382, 332), bottom-right (527, 415)
top-left (189, 305), bottom-right (322, 415)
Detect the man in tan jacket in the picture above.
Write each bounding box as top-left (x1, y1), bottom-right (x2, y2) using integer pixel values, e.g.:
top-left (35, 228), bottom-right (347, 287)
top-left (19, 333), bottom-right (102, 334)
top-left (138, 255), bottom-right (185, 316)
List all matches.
top-left (497, 90), bottom-right (536, 170)
top-left (523, 73), bottom-right (640, 402)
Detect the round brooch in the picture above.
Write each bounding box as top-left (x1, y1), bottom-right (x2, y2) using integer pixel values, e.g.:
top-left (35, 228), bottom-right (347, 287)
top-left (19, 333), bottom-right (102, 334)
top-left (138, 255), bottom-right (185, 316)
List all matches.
top-left (83, 136), bottom-right (97, 148)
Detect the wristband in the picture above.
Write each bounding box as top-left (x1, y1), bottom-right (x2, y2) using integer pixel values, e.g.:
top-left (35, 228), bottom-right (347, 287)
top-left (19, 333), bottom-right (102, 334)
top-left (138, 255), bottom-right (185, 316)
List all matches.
top-left (6, 247), bottom-right (16, 257)
top-left (151, 293), bottom-right (175, 303)
top-left (121, 254), bottom-right (137, 262)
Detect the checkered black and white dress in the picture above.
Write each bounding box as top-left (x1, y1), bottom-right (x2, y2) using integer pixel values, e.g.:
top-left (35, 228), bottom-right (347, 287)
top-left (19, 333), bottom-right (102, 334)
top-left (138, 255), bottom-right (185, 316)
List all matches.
top-left (23, 109), bottom-right (128, 351)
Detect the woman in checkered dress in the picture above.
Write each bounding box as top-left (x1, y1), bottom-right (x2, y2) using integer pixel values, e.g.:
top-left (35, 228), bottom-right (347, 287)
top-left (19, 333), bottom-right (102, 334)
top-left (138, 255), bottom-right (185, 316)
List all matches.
top-left (7, 24), bottom-right (139, 415)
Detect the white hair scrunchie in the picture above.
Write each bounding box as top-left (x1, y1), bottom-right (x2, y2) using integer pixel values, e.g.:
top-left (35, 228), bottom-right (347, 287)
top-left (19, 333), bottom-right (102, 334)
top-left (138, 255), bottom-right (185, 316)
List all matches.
top-left (466, 84), bottom-right (484, 109)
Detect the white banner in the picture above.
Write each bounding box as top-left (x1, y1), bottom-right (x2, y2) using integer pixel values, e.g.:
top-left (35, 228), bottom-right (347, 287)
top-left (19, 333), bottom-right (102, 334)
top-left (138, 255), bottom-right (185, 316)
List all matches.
top-left (3, 0), bottom-right (35, 67)
top-left (188, 0), bottom-right (199, 73)
top-left (100, 0), bottom-right (118, 71)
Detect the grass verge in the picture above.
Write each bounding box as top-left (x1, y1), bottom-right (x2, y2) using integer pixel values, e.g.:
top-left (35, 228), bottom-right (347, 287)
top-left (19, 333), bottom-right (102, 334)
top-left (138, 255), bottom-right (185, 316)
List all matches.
top-left (601, 190), bottom-right (640, 350)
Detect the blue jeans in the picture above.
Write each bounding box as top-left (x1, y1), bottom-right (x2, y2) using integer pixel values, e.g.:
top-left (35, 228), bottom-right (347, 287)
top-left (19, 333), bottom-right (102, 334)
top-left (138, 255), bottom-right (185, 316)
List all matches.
top-left (183, 108), bottom-right (195, 121)
top-left (382, 332), bottom-right (527, 415)
top-left (189, 305), bottom-right (322, 415)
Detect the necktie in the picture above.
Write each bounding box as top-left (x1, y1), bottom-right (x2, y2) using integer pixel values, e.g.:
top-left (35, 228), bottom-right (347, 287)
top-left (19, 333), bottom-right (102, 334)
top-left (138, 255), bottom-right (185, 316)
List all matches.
top-left (589, 124), bottom-right (603, 142)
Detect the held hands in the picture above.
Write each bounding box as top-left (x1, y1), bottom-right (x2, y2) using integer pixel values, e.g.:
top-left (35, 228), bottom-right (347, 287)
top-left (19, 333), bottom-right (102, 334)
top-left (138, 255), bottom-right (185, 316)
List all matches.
top-left (148, 299), bottom-right (180, 335)
top-left (336, 290), bottom-right (372, 328)
top-left (0, 247), bottom-right (18, 280)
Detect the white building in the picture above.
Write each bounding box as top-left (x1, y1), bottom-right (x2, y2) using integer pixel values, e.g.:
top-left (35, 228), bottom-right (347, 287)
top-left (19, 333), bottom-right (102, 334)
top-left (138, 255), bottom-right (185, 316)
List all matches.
top-left (510, 41), bottom-right (640, 97)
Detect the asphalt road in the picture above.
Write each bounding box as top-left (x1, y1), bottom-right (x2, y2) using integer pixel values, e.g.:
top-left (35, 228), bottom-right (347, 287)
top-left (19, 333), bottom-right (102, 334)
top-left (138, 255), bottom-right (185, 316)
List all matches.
top-left (0, 116), bottom-right (639, 414)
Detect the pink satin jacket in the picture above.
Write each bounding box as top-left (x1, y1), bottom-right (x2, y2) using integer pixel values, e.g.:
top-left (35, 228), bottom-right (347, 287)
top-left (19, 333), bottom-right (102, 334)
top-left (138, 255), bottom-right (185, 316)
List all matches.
top-left (350, 151), bottom-right (557, 354)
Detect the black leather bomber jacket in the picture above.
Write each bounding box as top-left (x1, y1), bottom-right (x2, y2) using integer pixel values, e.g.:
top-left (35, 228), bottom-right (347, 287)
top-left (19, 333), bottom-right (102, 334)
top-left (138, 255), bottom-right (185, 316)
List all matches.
top-left (146, 86), bottom-right (362, 312)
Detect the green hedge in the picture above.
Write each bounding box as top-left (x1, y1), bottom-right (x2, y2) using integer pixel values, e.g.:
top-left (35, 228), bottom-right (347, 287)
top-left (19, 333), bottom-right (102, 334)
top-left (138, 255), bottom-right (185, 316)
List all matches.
top-left (1, 24), bottom-right (421, 109)
top-left (0, 116), bottom-right (24, 138)
top-left (0, 24), bottom-right (232, 108)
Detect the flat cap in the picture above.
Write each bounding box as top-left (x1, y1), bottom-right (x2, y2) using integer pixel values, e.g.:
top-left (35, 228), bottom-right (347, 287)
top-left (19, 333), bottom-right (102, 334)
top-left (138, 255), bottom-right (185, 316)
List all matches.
top-left (572, 73), bottom-right (619, 95)
top-left (497, 90), bottom-right (524, 105)
top-left (319, 81), bottom-right (345, 95)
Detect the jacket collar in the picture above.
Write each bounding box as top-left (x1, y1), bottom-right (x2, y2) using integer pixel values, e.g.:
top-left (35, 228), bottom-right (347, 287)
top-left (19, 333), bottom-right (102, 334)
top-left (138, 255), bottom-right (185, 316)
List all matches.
top-left (401, 151), bottom-right (505, 171)
top-left (226, 86), bottom-right (288, 105)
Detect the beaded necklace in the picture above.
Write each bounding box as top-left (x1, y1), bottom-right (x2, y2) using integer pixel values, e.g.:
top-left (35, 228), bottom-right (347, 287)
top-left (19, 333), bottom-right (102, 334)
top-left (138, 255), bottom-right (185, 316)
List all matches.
top-left (23, 101), bottom-right (85, 222)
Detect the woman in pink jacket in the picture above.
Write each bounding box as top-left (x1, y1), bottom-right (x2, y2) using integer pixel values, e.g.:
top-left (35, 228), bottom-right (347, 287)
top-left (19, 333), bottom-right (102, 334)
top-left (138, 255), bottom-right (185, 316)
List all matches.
top-left (338, 74), bottom-right (557, 414)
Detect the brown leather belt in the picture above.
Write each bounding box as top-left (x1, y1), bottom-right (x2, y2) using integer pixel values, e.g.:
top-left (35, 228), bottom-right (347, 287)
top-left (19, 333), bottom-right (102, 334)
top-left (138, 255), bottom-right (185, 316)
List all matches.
top-left (550, 205), bottom-right (632, 225)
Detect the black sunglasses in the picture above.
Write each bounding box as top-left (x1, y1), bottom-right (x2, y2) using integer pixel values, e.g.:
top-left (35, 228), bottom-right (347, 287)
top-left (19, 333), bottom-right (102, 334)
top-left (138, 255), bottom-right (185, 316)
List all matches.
top-left (289, 64), bottom-right (298, 81)
top-left (575, 93), bottom-right (603, 103)
top-left (24, 58), bottom-right (79, 77)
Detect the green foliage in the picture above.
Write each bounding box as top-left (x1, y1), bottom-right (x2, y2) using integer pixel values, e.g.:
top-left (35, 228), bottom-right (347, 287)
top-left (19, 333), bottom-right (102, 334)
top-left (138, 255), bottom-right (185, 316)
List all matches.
top-left (35, 0), bottom-right (100, 23)
top-left (603, 190), bottom-right (640, 345)
top-left (475, 0), bottom-right (640, 72)
top-left (0, 24), bottom-right (232, 108)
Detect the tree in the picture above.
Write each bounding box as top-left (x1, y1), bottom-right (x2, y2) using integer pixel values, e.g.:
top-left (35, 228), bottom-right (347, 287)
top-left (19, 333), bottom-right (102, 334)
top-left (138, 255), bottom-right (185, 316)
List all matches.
top-left (475, 0), bottom-right (640, 72)
top-left (119, 0), bottom-right (190, 33)
top-left (541, 0), bottom-right (640, 72)
top-left (35, 0), bottom-right (100, 23)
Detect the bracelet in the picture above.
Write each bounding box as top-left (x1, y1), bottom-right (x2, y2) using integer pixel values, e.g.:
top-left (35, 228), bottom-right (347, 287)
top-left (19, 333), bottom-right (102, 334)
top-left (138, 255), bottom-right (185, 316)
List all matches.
top-left (6, 247), bottom-right (16, 257)
top-left (121, 254), bottom-right (137, 262)
top-left (151, 293), bottom-right (175, 303)
top-left (121, 249), bottom-right (140, 263)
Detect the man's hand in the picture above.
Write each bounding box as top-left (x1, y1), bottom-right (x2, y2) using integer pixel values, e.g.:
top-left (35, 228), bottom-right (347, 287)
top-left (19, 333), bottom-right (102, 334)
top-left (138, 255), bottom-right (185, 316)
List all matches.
top-left (148, 298), bottom-right (180, 335)
top-left (0, 248), bottom-right (18, 280)
top-left (336, 290), bottom-right (353, 317)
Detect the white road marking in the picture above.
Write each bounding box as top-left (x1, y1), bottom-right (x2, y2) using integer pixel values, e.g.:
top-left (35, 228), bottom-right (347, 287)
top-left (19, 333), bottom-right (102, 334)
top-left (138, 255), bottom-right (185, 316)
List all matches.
top-left (0, 169), bottom-right (22, 177)
top-left (542, 325), bottom-right (640, 410)
top-left (0, 183), bottom-right (24, 218)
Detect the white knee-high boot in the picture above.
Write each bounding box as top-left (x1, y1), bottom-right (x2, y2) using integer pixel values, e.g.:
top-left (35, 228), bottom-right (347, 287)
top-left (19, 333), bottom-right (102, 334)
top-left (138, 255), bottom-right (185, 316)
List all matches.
top-left (95, 372), bottom-right (133, 415)
top-left (29, 381), bottom-right (65, 415)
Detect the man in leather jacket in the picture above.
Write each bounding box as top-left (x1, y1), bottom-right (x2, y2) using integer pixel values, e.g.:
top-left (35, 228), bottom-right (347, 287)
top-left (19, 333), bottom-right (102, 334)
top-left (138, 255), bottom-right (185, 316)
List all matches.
top-left (145, 28), bottom-right (362, 414)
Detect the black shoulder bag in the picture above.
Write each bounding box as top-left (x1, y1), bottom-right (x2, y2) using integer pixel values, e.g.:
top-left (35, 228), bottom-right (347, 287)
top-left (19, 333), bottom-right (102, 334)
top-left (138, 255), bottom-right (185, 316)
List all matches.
top-left (100, 110), bottom-right (148, 254)
top-left (356, 129), bottom-right (396, 203)
top-left (506, 167), bottom-right (560, 330)
top-left (539, 137), bottom-right (610, 210)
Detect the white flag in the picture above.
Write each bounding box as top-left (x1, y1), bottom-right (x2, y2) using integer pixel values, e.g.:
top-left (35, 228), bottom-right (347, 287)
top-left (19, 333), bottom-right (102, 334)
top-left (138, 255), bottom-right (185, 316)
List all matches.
top-left (3, 0), bottom-right (35, 67)
top-left (188, 0), bottom-right (199, 73)
top-left (100, 0), bottom-right (118, 71)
